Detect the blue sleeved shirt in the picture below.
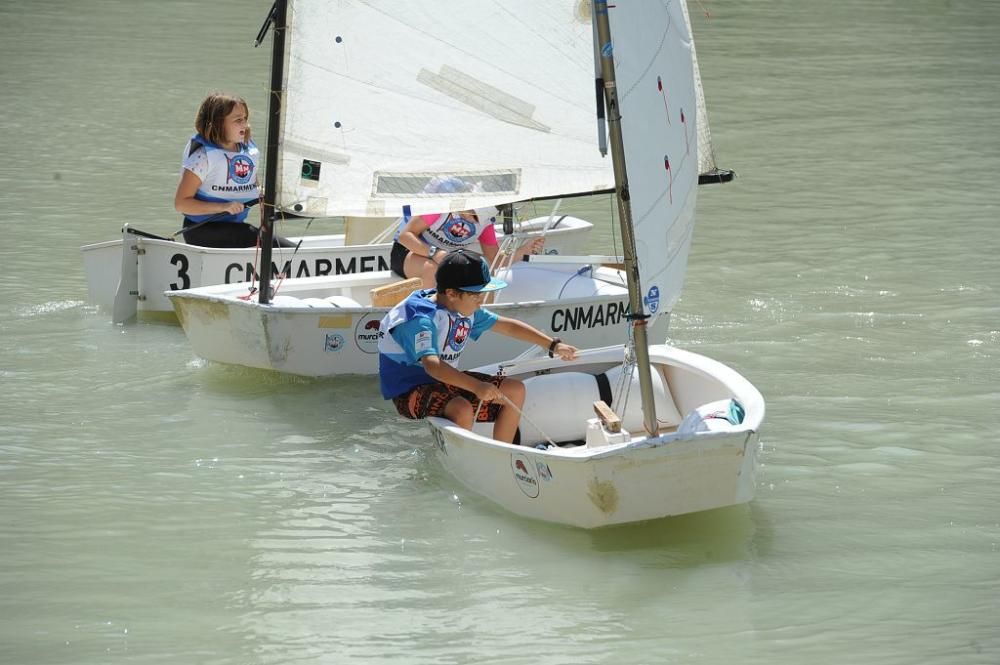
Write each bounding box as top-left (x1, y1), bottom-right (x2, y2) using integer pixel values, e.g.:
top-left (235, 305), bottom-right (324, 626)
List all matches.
top-left (377, 289), bottom-right (498, 399)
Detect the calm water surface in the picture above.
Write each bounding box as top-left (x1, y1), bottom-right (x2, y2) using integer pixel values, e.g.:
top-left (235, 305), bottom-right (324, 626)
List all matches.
top-left (1, 1), bottom-right (997, 663)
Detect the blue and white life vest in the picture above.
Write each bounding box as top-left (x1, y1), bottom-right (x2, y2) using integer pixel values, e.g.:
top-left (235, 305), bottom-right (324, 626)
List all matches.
top-left (392, 210), bottom-right (496, 250)
top-left (180, 134), bottom-right (260, 223)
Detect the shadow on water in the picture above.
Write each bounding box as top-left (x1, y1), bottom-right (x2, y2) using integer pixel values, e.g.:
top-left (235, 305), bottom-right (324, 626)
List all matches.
top-left (555, 505), bottom-right (767, 565)
top-left (444, 484), bottom-right (778, 569)
top-left (192, 362), bottom-right (385, 407)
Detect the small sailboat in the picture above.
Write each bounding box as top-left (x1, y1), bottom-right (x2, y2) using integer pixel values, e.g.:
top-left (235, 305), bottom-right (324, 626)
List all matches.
top-left (427, 0), bottom-right (765, 528)
top-left (164, 0), bottom-right (730, 377)
top-left (80, 214), bottom-right (592, 324)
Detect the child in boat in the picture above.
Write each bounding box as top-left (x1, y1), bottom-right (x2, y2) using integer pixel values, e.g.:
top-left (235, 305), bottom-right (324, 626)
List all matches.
top-left (173, 92), bottom-right (291, 248)
top-left (389, 176), bottom-right (543, 288)
top-left (378, 249), bottom-right (577, 444)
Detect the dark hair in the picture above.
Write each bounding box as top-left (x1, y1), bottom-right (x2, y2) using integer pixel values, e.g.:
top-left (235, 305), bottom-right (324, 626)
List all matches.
top-left (194, 93), bottom-right (251, 146)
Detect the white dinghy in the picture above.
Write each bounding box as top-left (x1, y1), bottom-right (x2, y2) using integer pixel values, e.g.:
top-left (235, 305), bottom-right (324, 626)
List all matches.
top-left (430, 345), bottom-right (764, 528)
top-left (166, 0), bottom-right (731, 376)
top-left (426, 0), bottom-right (764, 528)
top-left (81, 213), bottom-right (593, 324)
top-left (169, 259), bottom-right (646, 377)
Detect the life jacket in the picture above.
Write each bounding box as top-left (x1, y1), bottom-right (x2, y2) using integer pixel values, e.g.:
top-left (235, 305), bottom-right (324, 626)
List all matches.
top-left (182, 134), bottom-right (260, 223)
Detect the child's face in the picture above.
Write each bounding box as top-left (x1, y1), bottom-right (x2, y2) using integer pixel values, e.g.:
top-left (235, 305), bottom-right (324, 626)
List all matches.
top-left (447, 290), bottom-right (485, 317)
top-left (221, 105), bottom-right (249, 147)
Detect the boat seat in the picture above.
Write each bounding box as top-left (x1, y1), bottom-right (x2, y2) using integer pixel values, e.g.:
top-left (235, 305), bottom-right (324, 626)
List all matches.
top-left (324, 295), bottom-right (363, 308)
top-left (370, 277), bottom-right (423, 308)
top-left (267, 295), bottom-right (362, 308)
top-left (268, 295), bottom-right (309, 308)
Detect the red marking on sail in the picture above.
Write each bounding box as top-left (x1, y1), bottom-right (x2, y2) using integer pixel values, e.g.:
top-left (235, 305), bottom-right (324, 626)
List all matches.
top-left (681, 107), bottom-right (690, 155)
top-left (657, 76), bottom-right (671, 125)
top-left (664, 155), bottom-right (673, 204)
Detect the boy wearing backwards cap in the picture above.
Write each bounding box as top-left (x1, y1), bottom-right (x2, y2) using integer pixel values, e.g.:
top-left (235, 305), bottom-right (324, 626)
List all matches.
top-left (378, 249), bottom-right (577, 444)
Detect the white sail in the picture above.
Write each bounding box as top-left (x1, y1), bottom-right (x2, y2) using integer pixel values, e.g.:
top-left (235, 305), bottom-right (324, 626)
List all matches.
top-left (279, 0), bottom-right (614, 218)
top-left (608, 0), bottom-right (699, 324)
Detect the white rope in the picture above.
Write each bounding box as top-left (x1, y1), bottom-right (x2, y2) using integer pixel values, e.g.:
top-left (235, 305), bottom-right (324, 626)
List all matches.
top-left (538, 198), bottom-right (562, 240)
top-left (489, 199), bottom-right (562, 275)
top-left (490, 210), bottom-right (522, 274)
top-left (472, 391), bottom-right (558, 449)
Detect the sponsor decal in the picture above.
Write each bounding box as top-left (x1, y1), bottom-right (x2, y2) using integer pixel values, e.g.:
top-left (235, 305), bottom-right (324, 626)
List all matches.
top-left (355, 313), bottom-right (383, 353)
top-left (536, 461), bottom-right (552, 482)
top-left (511, 453), bottom-right (540, 498)
top-left (324, 333), bottom-right (345, 352)
top-left (644, 285), bottom-right (660, 314)
top-left (226, 154), bottom-right (255, 185)
top-left (223, 255), bottom-right (390, 283)
top-left (415, 330), bottom-right (432, 353)
top-left (551, 300), bottom-right (628, 333)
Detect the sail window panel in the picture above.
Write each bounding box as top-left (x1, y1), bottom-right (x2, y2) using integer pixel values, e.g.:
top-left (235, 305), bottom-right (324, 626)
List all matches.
top-left (372, 171), bottom-right (521, 198)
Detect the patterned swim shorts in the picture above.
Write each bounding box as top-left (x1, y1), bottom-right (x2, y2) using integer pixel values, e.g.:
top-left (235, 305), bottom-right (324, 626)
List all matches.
top-left (393, 371), bottom-right (505, 422)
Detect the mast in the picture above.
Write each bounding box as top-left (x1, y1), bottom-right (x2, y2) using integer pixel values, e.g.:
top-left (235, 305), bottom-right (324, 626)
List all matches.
top-left (257, 0), bottom-right (288, 305)
top-left (592, 0), bottom-right (658, 435)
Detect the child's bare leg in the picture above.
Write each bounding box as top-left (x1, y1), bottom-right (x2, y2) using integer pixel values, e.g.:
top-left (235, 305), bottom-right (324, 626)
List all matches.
top-left (402, 253), bottom-right (438, 289)
top-left (419, 258), bottom-right (438, 288)
top-left (492, 379), bottom-right (526, 444)
top-left (443, 397), bottom-right (474, 429)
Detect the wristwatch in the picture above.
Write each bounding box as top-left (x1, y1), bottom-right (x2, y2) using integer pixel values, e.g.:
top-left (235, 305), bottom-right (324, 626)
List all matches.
top-left (427, 245), bottom-right (439, 259)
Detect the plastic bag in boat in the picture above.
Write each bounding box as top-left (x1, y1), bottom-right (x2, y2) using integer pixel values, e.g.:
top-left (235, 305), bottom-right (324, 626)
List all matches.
top-left (677, 399), bottom-right (746, 435)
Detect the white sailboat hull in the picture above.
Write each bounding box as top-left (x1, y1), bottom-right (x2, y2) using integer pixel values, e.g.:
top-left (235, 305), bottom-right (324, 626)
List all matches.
top-left (81, 216), bottom-right (592, 321)
top-left (168, 263), bottom-right (667, 377)
top-left (427, 345), bottom-right (764, 529)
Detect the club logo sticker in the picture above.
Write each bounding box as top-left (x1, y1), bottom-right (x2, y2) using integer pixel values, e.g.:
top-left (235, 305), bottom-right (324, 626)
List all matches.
top-left (511, 453), bottom-right (540, 498)
top-left (324, 333), bottom-right (345, 352)
top-left (644, 285), bottom-right (660, 314)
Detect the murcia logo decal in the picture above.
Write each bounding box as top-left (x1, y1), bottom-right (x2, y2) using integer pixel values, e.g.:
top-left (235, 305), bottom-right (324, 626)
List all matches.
top-left (511, 453), bottom-right (540, 498)
top-left (355, 313), bottom-right (383, 354)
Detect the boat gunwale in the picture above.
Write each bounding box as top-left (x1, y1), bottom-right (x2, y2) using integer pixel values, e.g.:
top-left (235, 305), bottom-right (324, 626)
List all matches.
top-left (426, 344), bottom-right (764, 462)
